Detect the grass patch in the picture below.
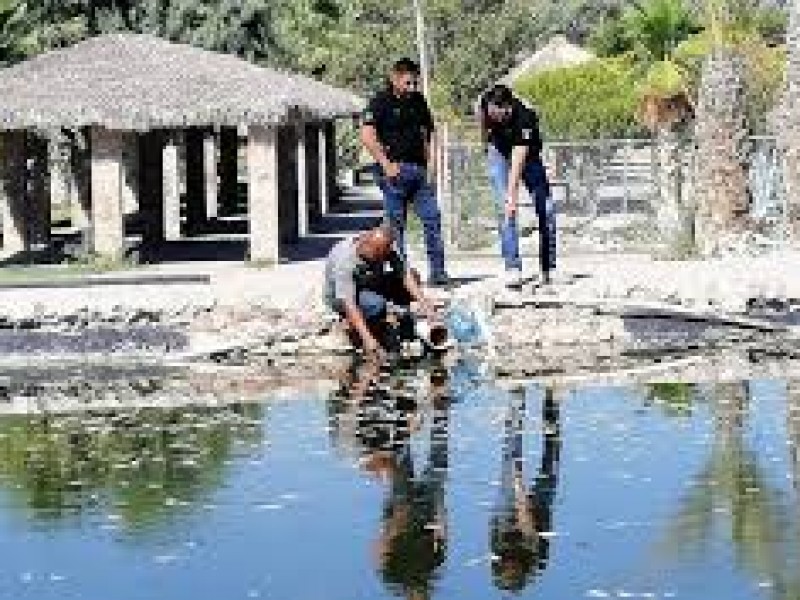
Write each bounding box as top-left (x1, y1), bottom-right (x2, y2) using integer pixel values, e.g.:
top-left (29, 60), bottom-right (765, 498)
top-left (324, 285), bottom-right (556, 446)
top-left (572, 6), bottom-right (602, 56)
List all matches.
top-left (0, 253), bottom-right (139, 284)
top-left (246, 259), bottom-right (277, 269)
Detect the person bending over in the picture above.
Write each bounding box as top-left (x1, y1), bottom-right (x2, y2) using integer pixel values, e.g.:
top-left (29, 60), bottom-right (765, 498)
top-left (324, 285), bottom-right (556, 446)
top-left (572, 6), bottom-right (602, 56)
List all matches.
top-left (478, 84), bottom-right (556, 288)
top-left (324, 225), bottom-right (437, 356)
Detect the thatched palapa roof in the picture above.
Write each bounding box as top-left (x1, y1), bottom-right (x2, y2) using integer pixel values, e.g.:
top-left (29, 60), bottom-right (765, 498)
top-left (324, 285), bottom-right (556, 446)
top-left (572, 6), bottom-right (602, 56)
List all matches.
top-left (499, 35), bottom-right (596, 85)
top-left (0, 33), bottom-right (365, 131)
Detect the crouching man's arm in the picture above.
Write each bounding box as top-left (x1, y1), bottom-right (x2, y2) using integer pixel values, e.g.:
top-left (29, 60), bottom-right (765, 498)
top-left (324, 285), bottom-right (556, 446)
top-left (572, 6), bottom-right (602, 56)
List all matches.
top-left (332, 264), bottom-right (383, 355)
top-left (341, 299), bottom-right (382, 355)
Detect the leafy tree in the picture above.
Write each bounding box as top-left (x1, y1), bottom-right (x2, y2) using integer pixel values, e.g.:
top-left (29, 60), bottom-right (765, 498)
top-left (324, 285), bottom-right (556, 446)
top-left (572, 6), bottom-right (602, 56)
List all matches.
top-left (590, 0), bottom-right (699, 62)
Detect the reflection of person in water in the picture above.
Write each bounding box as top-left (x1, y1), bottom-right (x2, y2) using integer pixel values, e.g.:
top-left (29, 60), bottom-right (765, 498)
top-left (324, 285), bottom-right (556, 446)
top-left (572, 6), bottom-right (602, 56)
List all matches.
top-left (374, 368), bottom-right (449, 600)
top-left (326, 360), bottom-right (451, 599)
top-left (490, 384), bottom-right (561, 592)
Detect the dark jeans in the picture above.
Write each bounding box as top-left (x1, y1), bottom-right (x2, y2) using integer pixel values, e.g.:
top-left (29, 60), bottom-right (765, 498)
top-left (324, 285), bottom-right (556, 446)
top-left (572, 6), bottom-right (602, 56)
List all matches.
top-left (487, 147), bottom-right (556, 273)
top-left (333, 269), bottom-right (409, 315)
top-left (376, 163), bottom-right (446, 278)
top-left (333, 273), bottom-right (416, 350)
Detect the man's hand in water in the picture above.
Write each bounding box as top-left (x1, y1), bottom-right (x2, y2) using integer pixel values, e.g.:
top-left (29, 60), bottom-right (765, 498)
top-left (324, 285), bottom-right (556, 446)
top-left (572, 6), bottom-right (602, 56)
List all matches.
top-left (414, 298), bottom-right (438, 323)
top-left (363, 335), bottom-right (384, 359)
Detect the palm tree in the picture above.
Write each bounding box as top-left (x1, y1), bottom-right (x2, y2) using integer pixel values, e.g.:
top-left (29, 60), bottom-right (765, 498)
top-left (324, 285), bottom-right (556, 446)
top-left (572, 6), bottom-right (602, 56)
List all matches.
top-left (624, 0), bottom-right (699, 62)
top-left (778, 0), bottom-right (800, 237)
top-left (690, 0), bottom-right (751, 256)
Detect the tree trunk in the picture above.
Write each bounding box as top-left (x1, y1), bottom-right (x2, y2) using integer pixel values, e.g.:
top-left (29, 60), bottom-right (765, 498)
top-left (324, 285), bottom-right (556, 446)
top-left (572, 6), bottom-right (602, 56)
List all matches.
top-left (693, 48), bottom-right (750, 256)
top-left (778, 0), bottom-right (800, 236)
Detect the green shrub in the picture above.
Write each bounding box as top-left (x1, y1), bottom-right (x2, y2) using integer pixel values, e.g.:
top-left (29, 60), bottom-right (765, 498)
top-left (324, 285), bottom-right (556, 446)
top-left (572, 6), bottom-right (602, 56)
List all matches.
top-left (673, 32), bottom-right (786, 134)
top-left (513, 57), bottom-right (645, 140)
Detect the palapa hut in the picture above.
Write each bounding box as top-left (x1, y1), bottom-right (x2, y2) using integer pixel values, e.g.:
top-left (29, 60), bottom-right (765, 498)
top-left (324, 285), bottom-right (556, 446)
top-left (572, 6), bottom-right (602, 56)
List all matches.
top-left (0, 33), bottom-right (364, 264)
top-left (498, 35), bottom-right (596, 85)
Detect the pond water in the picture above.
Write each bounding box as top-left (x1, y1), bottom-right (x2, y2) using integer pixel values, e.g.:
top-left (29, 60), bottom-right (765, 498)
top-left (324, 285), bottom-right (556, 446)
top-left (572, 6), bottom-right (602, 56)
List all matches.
top-left (0, 359), bottom-right (799, 600)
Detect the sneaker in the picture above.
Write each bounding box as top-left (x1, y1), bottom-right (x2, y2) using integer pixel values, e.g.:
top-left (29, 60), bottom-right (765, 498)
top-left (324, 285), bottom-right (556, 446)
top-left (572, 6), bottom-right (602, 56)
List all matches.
top-left (428, 272), bottom-right (450, 288)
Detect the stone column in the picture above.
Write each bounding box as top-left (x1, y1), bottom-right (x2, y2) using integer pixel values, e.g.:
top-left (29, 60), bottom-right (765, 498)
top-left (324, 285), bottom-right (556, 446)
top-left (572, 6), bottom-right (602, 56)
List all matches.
top-left (318, 124), bottom-right (329, 216)
top-left (218, 126), bottom-right (239, 217)
top-left (121, 131), bottom-right (139, 216)
top-left (163, 132), bottom-right (181, 241)
top-left (0, 131), bottom-right (27, 254)
top-left (28, 133), bottom-right (51, 250)
top-left (247, 125), bottom-right (280, 264)
top-left (90, 126), bottom-right (125, 259)
top-left (138, 130), bottom-right (165, 258)
top-left (69, 129), bottom-right (92, 249)
top-left (305, 123), bottom-right (322, 223)
top-left (49, 140), bottom-right (70, 220)
top-left (205, 132), bottom-right (219, 220)
top-left (184, 127), bottom-right (206, 235)
top-left (296, 122), bottom-right (309, 237)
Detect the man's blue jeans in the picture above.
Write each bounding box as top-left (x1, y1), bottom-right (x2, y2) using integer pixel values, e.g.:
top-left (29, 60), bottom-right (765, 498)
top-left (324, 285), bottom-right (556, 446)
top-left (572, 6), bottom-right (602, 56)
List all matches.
top-left (487, 147), bottom-right (556, 273)
top-left (376, 163), bottom-right (446, 278)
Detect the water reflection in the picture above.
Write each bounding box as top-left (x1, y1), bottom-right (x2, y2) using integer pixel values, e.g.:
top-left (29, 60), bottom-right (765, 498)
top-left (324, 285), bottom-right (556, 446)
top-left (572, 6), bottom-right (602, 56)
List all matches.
top-left (490, 385), bottom-right (560, 593)
top-left (0, 403), bottom-right (263, 529)
top-left (656, 381), bottom-right (800, 599)
top-left (329, 359), bottom-right (451, 600)
top-left (2, 361), bottom-right (800, 600)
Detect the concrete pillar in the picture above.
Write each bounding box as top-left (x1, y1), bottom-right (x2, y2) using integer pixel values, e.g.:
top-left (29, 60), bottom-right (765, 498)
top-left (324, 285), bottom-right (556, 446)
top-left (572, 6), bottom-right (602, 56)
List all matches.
top-left (0, 131), bottom-right (27, 254)
top-left (318, 124), bottom-right (329, 215)
top-left (89, 127), bottom-right (125, 258)
top-left (219, 126), bottom-right (239, 217)
top-left (305, 123), bottom-right (321, 223)
top-left (204, 132), bottom-right (219, 220)
top-left (138, 130), bottom-right (165, 256)
top-left (247, 125), bottom-right (280, 264)
top-left (277, 125), bottom-right (299, 244)
top-left (49, 140), bottom-right (70, 220)
top-left (163, 132), bottom-right (181, 241)
top-left (122, 131), bottom-right (139, 216)
top-left (296, 123), bottom-right (309, 237)
top-left (69, 129), bottom-right (92, 244)
top-left (184, 127), bottom-right (206, 234)
top-left (28, 133), bottom-right (51, 250)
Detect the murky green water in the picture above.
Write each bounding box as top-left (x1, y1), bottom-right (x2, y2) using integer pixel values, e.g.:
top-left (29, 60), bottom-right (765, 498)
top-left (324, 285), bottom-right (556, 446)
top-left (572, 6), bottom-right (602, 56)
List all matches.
top-left (0, 360), bottom-right (799, 600)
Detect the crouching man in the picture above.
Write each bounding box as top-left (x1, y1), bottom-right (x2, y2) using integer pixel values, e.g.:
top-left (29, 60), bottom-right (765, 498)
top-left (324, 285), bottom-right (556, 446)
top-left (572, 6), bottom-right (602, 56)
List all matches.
top-left (325, 225), bottom-right (438, 356)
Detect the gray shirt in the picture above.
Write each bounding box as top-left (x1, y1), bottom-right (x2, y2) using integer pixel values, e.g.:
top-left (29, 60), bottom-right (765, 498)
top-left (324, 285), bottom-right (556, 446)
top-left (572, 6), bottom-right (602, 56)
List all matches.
top-left (324, 237), bottom-right (406, 309)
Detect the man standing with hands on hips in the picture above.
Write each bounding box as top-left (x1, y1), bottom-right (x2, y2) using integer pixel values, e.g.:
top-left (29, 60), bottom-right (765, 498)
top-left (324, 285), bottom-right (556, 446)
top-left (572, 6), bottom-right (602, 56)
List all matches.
top-left (360, 58), bottom-right (449, 287)
top-left (479, 84), bottom-right (556, 288)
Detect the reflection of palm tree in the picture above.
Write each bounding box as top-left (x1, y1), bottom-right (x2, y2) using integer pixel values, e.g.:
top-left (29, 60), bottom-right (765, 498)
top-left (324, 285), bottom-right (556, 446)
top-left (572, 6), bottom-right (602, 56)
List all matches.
top-left (0, 401), bottom-right (264, 531)
top-left (655, 381), bottom-right (800, 599)
top-left (788, 381), bottom-right (800, 495)
top-left (490, 384), bottom-right (561, 593)
top-left (328, 359), bottom-right (451, 600)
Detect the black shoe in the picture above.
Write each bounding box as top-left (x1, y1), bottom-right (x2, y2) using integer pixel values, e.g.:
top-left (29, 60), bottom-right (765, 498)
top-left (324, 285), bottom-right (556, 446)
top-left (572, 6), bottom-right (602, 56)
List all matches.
top-left (428, 273), bottom-right (450, 288)
top-left (542, 271), bottom-right (552, 285)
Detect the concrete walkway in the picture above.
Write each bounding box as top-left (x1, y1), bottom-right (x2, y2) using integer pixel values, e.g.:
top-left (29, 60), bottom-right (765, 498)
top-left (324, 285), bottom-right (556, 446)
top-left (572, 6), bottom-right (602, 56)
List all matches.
top-left (0, 182), bottom-right (798, 320)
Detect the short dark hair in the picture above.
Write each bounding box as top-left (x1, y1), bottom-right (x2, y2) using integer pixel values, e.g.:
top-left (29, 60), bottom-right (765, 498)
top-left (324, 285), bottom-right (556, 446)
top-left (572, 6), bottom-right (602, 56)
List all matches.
top-left (392, 57), bottom-right (420, 75)
top-left (485, 84), bottom-right (515, 107)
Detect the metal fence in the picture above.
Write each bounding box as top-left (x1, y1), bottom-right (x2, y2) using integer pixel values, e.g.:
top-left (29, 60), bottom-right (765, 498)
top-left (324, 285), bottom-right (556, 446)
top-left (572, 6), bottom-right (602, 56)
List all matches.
top-left (436, 127), bottom-right (791, 253)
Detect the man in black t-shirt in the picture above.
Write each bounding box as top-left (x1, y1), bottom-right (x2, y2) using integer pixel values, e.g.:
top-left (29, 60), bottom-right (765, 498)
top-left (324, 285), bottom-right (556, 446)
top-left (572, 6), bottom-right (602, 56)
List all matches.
top-left (479, 84), bottom-right (556, 287)
top-left (360, 58), bottom-right (448, 287)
